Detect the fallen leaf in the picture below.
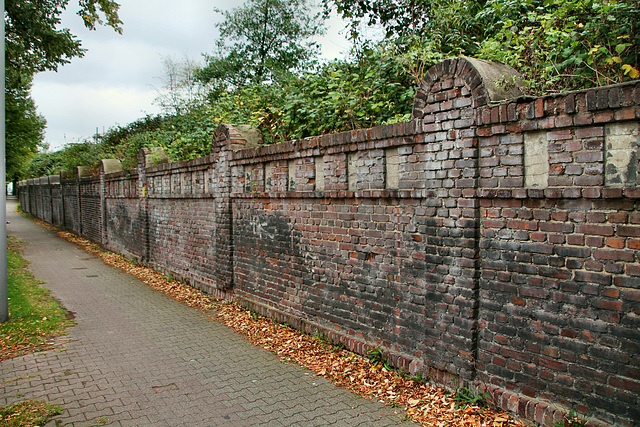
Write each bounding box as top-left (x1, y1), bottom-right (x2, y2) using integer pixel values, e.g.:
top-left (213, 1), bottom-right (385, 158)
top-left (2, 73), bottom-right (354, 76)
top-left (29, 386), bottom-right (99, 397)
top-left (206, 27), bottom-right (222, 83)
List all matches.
top-left (408, 398), bottom-right (421, 407)
top-left (50, 223), bottom-right (526, 427)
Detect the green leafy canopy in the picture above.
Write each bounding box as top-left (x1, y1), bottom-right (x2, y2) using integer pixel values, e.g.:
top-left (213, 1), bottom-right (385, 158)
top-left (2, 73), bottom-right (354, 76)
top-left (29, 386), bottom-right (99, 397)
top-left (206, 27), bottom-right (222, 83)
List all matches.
top-left (5, 0), bottom-right (123, 181)
top-left (5, 0), bottom-right (123, 73)
top-left (199, 0), bottom-right (327, 88)
top-left (26, 0), bottom-right (639, 176)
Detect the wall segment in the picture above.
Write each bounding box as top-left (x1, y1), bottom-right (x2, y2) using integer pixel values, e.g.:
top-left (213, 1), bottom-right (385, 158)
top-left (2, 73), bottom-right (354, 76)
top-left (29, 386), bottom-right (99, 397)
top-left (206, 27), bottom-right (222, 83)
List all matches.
top-left (19, 58), bottom-right (640, 426)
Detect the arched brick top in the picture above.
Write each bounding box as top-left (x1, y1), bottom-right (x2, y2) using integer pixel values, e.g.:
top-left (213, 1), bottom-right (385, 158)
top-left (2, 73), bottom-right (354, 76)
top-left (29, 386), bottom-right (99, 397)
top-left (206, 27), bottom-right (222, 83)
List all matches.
top-left (100, 158), bottom-right (123, 175)
top-left (412, 57), bottom-right (522, 119)
top-left (138, 147), bottom-right (169, 169)
top-left (214, 123), bottom-right (263, 151)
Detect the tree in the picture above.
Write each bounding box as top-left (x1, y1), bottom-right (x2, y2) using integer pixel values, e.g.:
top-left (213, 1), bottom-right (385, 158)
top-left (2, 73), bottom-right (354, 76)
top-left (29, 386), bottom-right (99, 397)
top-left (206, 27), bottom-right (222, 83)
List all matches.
top-left (326, 0), bottom-right (434, 40)
top-left (198, 0), bottom-right (326, 88)
top-left (4, 0), bottom-right (122, 181)
top-left (5, 0), bottom-right (122, 73)
top-left (328, 0), bottom-right (639, 93)
top-left (154, 57), bottom-right (207, 115)
top-left (5, 70), bottom-right (47, 182)
top-left (327, 0), bottom-right (488, 52)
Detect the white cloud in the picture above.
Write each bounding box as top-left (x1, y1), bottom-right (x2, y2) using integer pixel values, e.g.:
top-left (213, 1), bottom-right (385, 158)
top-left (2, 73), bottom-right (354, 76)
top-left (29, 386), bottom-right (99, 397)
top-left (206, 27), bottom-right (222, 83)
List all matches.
top-left (33, 82), bottom-right (160, 149)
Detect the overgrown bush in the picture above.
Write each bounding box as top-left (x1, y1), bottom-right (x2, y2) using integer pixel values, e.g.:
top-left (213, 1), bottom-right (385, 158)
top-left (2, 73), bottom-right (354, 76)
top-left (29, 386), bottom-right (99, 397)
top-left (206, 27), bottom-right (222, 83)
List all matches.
top-left (24, 0), bottom-right (639, 175)
top-left (478, 0), bottom-right (640, 94)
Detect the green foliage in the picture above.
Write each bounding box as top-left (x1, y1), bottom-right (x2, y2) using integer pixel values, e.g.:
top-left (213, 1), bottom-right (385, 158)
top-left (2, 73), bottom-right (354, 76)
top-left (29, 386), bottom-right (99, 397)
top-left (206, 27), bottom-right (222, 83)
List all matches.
top-left (26, 138), bottom-right (112, 179)
top-left (554, 409), bottom-right (588, 427)
top-left (5, 0), bottom-right (122, 73)
top-left (327, 0), bottom-right (434, 40)
top-left (203, 45), bottom-right (414, 144)
top-left (114, 112), bottom-right (217, 168)
top-left (199, 0), bottom-right (326, 88)
top-left (312, 330), bottom-right (330, 343)
top-left (0, 400), bottom-right (63, 427)
top-left (478, 0), bottom-right (640, 94)
top-left (5, 0), bottom-right (84, 73)
top-left (76, 0), bottom-right (122, 33)
top-left (91, 115), bottom-right (174, 170)
top-left (328, 0), bottom-right (486, 51)
top-left (450, 386), bottom-right (490, 410)
top-left (93, 416), bottom-right (110, 425)
top-left (5, 0), bottom-right (122, 181)
top-left (60, 141), bottom-right (105, 177)
top-left (425, 0), bottom-right (487, 55)
top-left (408, 372), bottom-right (429, 384)
top-left (207, 83), bottom-right (285, 143)
top-left (24, 110), bottom-right (219, 175)
top-left (23, 150), bottom-right (65, 179)
top-left (5, 70), bottom-right (46, 182)
top-left (23, 141), bottom-right (107, 179)
top-left (98, 115), bottom-right (167, 150)
top-left (280, 46), bottom-right (414, 138)
top-left (366, 348), bottom-right (393, 370)
top-left (331, 0), bottom-right (640, 94)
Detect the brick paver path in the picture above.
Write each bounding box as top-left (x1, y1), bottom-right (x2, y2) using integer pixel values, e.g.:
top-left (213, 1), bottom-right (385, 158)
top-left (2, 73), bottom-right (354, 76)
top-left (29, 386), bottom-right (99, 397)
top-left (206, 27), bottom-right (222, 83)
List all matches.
top-left (1, 198), bottom-right (409, 426)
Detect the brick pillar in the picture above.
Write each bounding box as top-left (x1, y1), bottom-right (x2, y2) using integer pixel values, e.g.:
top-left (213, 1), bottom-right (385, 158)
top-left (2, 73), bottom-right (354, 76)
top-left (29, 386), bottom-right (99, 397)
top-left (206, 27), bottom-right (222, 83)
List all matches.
top-left (137, 149), bottom-right (150, 264)
top-left (210, 124), bottom-right (262, 291)
top-left (59, 171), bottom-right (67, 230)
top-left (99, 159), bottom-right (123, 246)
top-left (99, 163), bottom-right (106, 245)
top-left (412, 57), bottom-right (523, 382)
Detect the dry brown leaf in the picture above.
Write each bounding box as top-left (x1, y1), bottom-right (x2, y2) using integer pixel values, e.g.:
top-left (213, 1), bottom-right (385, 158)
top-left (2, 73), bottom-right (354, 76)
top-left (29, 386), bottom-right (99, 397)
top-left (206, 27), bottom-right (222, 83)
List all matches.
top-left (50, 223), bottom-right (526, 427)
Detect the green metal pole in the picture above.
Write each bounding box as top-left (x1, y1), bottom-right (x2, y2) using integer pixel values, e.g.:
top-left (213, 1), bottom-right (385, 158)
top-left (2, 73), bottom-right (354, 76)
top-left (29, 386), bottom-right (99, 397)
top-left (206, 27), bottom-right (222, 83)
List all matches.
top-left (1, 0), bottom-right (8, 324)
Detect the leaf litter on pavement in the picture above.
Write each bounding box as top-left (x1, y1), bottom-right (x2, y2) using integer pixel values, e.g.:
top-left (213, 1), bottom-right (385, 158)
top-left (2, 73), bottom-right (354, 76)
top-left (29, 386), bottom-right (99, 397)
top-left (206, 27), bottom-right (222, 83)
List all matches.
top-left (52, 226), bottom-right (524, 427)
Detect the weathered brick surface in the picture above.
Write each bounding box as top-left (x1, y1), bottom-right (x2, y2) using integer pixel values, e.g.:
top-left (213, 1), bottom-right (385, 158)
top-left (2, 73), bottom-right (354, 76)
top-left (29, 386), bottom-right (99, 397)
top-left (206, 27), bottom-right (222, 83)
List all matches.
top-left (61, 179), bottom-right (80, 233)
top-left (476, 82), bottom-right (640, 426)
top-left (39, 177), bottom-right (54, 224)
top-left (104, 171), bottom-right (144, 260)
top-left (49, 175), bottom-right (64, 226)
top-left (18, 58), bottom-right (640, 426)
top-left (147, 198), bottom-right (220, 291)
top-left (479, 198), bottom-right (640, 424)
top-left (79, 177), bottom-right (102, 243)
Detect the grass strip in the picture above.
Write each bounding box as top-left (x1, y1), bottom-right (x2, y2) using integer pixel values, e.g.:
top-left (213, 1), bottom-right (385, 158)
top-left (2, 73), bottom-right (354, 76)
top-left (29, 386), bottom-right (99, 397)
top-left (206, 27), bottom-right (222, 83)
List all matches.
top-left (0, 400), bottom-right (62, 427)
top-left (0, 236), bottom-right (74, 361)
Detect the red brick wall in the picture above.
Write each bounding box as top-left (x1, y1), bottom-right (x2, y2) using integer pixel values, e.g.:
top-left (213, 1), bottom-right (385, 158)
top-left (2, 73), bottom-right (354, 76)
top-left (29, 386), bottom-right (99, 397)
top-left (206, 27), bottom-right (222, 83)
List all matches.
top-left (61, 180), bottom-right (80, 234)
top-left (104, 171), bottom-right (143, 260)
top-left (78, 177), bottom-right (102, 243)
top-left (476, 83), bottom-right (640, 425)
top-left (17, 58), bottom-right (640, 426)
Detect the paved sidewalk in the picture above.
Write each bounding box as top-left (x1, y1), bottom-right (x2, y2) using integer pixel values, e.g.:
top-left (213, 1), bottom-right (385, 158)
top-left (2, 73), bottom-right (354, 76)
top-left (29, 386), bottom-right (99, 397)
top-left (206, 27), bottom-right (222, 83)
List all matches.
top-left (1, 198), bottom-right (408, 426)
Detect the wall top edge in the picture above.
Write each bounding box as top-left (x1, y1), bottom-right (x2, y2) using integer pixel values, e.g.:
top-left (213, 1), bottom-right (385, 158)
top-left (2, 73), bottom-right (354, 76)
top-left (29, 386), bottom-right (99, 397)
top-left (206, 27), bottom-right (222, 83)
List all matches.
top-left (18, 60), bottom-right (640, 184)
top-left (104, 170), bottom-right (139, 179)
top-left (231, 120), bottom-right (419, 160)
top-left (145, 155), bottom-right (214, 173)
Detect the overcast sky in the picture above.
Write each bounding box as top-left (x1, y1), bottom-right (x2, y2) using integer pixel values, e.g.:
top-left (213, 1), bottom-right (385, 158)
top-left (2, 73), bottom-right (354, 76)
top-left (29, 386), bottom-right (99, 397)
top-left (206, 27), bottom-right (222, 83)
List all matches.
top-left (32, 0), bottom-right (352, 151)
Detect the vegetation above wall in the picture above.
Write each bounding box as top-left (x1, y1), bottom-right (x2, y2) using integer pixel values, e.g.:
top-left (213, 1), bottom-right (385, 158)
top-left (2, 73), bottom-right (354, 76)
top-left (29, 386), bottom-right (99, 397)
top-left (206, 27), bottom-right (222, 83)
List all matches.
top-left (23, 0), bottom-right (639, 178)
